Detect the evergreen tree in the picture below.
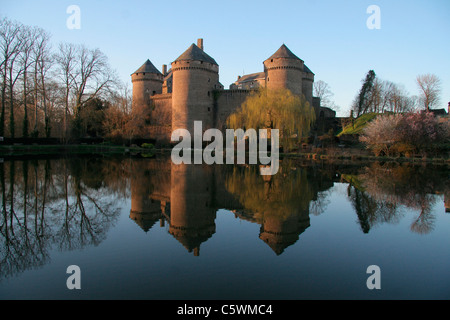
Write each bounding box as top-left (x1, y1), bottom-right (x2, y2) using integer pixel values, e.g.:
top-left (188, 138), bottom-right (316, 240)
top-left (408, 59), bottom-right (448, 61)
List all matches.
top-left (353, 70), bottom-right (376, 117)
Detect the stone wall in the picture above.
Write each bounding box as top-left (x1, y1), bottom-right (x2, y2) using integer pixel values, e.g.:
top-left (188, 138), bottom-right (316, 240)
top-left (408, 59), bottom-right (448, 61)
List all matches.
top-left (213, 89), bottom-right (252, 129)
top-left (149, 93), bottom-right (172, 143)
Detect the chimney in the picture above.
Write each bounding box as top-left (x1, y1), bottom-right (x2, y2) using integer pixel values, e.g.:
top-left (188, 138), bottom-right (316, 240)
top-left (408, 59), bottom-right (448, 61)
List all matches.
top-left (197, 38), bottom-right (204, 51)
top-left (162, 64), bottom-right (167, 76)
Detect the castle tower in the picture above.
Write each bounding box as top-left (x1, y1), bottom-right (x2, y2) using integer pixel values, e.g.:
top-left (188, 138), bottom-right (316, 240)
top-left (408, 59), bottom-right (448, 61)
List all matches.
top-left (129, 159), bottom-right (163, 232)
top-left (263, 44), bottom-right (304, 97)
top-left (131, 59), bottom-right (164, 114)
top-left (169, 163), bottom-right (216, 256)
top-left (259, 212), bottom-right (310, 255)
top-left (171, 40), bottom-right (219, 135)
top-left (302, 65), bottom-right (315, 107)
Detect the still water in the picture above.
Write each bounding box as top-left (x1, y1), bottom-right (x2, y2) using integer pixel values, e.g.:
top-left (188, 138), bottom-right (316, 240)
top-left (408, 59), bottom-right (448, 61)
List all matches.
top-left (0, 155), bottom-right (449, 300)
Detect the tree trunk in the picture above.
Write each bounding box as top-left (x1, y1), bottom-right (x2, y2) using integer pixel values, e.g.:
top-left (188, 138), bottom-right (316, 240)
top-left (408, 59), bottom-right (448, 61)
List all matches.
top-left (9, 78), bottom-right (15, 138)
top-left (23, 69), bottom-right (29, 137)
top-left (0, 68), bottom-right (6, 137)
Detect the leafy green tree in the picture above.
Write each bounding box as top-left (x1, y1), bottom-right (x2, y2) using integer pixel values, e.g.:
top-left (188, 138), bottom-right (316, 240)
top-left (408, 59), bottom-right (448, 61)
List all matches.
top-left (225, 161), bottom-right (315, 221)
top-left (226, 87), bottom-right (315, 150)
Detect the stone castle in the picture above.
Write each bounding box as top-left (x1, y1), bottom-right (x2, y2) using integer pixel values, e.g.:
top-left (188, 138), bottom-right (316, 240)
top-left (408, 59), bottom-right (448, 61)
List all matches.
top-left (131, 39), bottom-right (335, 143)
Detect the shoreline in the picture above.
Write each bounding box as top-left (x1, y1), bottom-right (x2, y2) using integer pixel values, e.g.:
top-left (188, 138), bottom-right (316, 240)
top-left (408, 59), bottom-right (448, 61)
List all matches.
top-left (1, 143), bottom-right (449, 165)
top-left (0, 144), bottom-right (154, 157)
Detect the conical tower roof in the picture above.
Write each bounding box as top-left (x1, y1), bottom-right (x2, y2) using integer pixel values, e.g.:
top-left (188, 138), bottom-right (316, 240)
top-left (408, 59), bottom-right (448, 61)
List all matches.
top-left (303, 64), bottom-right (314, 75)
top-left (133, 59), bottom-right (162, 75)
top-left (174, 43), bottom-right (218, 65)
top-left (266, 44), bottom-right (303, 62)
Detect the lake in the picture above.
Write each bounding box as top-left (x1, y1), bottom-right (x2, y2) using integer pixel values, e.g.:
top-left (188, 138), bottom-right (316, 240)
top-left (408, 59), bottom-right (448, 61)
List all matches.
top-left (0, 155), bottom-right (449, 300)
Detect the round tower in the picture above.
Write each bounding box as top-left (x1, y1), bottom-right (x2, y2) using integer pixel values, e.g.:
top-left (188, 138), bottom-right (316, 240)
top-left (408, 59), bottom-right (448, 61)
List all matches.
top-left (171, 40), bottom-right (219, 135)
top-left (263, 44), bottom-right (304, 97)
top-left (302, 65), bottom-right (315, 107)
top-left (169, 163), bottom-right (215, 256)
top-left (129, 159), bottom-right (161, 232)
top-left (131, 59), bottom-right (163, 114)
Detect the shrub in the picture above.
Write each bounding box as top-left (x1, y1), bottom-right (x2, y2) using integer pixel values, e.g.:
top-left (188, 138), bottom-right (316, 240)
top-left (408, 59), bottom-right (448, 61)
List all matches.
top-left (359, 114), bottom-right (401, 156)
top-left (360, 112), bottom-right (449, 156)
top-left (141, 143), bottom-right (154, 149)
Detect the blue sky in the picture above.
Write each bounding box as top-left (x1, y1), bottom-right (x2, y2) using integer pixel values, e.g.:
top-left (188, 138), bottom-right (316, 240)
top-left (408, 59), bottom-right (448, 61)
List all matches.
top-left (1, 0), bottom-right (449, 116)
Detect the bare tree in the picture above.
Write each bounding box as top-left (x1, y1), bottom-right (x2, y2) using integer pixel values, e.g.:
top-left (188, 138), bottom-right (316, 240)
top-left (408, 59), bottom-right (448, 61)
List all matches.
top-left (313, 80), bottom-right (334, 108)
top-left (56, 43), bottom-right (117, 139)
top-left (6, 25), bottom-right (25, 138)
top-left (0, 18), bottom-right (24, 137)
top-left (103, 82), bottom-right (132, 143)
top-left (31, 28), bottom-right (52, 137)
top-left (18, 25), bottom-right (37, 137)
top-left (416, 73), bottom-right (441, 112)
top-left (387, 83), bottom-right (417, 113)
top-left (72, 46), bottom-right (118, 137)
top-left (369, 79), bottom-right (416, 113)
top-left (55, 42), bottom-right (77, 141)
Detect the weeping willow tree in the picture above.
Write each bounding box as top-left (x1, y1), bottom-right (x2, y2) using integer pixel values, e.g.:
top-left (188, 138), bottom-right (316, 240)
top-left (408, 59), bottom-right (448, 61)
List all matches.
top-left (224, 160), bottom-right (316, 222)
top-left (226, 88), bottom-right (315, 151)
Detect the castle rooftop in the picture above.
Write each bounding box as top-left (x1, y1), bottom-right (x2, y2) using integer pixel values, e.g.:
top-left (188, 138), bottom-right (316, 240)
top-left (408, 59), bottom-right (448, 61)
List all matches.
top-left (236, 72), bottom-right (265, 83)
top-left (266, 44), bottom-right (303, 62)
top-left (174, 43), bottom-right (218, 65)
top-left (133, 59), bottom-right (162, 75)
top-left (303, 64), bottom-right (314, 74)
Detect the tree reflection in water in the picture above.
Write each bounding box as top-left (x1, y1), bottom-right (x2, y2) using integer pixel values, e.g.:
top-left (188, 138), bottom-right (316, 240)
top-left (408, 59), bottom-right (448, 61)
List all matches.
top-left (0, 157), bottom-right (125, 280)
top-left (0, 156), bottom-right (448, 281)
top-left (343, 162), bottom-right (449, 234)
top-left (224, 161), bottom-right (317, 255)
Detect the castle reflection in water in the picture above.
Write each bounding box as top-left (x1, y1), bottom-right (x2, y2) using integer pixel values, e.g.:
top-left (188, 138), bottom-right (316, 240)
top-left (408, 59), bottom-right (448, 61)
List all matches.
top-left (130, 158), bottom-right (315, 256)
top-left (129, 157), bottom-right (450, 256)
top-left (0, 155), bottom-right (449, 282)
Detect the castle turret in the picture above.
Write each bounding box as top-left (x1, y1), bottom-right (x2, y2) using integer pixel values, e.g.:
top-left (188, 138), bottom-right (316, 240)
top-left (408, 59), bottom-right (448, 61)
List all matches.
top-left (169, 163), bottom-right (216, 256)
top-left (129, 159), bottom-right (164, 232)
top-left (131, 59), bottom-right (164, 114)
top-left (263, 44), bottom-right (304, 97)
top-left (302, 64), bottom-right (315, 107)
top-left (171, 40), bottom-right (219, 135)
top-left (259, 212), bottom-right (310, 255)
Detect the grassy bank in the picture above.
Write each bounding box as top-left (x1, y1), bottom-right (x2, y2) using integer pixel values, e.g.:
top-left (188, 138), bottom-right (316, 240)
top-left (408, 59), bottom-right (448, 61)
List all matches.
top-left (337, 113), bottom-right (377, 137)
top-left (0, 143), bottom-right (157, 157)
